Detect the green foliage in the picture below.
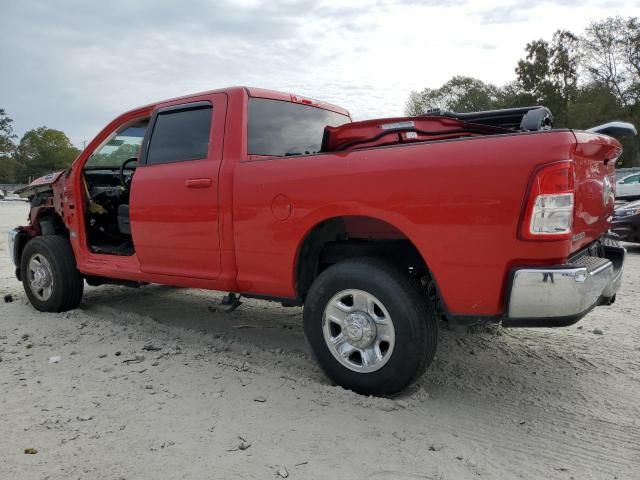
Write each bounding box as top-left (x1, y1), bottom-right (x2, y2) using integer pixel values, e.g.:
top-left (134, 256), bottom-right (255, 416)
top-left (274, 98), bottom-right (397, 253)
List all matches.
top-left (582, 17), bottom-right (640, 120)
top-left (405, 76), bottom-right (505, 115)
top-left (0, 109), bottom-right (18, 183)
top-left (516, 30), bottom-right (580, 126)
top-left (0, 109), bottom-right (16, 156)
top-left (406, 17), bottom-right (640, 166)
top-left (15, 127), bottom-right (80, 180)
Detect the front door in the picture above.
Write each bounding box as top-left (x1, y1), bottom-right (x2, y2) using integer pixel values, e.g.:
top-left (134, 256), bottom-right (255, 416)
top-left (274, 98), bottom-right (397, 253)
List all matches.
top-left (129, 94), bottom-right (227, 279)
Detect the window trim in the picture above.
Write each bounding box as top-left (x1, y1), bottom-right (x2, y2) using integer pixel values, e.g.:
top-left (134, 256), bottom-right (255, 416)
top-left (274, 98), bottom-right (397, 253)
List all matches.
top-left (140, 100), bottom-right (213, 166)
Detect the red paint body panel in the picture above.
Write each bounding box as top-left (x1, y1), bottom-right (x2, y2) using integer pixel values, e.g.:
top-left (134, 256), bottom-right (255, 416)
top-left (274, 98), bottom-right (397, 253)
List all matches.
top-left (233, 131), bottom-right (582, 314)
top-left (17, 87), bottom-right (622, 318)
top-left (129, 93), bottom-right (228, 279)
top-left (571, 132), bottom-right (620, 252)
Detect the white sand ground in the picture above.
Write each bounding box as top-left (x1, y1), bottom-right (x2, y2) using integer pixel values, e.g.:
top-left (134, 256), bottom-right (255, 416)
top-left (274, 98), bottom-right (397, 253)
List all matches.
top-left (1, 200), bottom-right (639, 480)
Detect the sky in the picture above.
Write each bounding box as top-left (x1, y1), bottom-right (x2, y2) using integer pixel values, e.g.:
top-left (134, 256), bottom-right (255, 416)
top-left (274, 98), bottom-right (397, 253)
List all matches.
top-left (1, 0), bottom-right (640, 147)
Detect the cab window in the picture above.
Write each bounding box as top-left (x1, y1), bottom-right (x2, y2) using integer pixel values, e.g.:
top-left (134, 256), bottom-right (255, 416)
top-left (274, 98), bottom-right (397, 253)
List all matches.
top-left (248, 98), bottom-right (350, 157)
top-left (146, 105), bottom-right (213, 165)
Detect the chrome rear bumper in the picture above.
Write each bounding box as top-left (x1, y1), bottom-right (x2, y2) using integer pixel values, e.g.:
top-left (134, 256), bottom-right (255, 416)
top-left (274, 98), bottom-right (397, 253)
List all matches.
top-left (504, 240), bottom-right (625, 327)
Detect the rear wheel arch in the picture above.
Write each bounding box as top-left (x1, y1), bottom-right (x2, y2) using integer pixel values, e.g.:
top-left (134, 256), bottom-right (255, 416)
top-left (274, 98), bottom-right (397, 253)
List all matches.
top-left (293, 215), bottom-right (447, 316)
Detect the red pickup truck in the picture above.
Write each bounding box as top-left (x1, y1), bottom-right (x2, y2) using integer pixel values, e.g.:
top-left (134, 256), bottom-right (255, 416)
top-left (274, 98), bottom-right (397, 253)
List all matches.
top-left (8, 87), bottom-right (628, 394)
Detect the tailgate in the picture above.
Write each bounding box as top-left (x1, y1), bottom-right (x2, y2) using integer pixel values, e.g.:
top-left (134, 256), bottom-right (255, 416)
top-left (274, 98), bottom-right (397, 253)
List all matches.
top-left (571, 131), bottom-right (622, 252)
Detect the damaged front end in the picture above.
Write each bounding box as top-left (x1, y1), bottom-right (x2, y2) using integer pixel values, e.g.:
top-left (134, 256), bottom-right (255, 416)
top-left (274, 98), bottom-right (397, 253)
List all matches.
top-left (8, 171), bottom-right (69, 280)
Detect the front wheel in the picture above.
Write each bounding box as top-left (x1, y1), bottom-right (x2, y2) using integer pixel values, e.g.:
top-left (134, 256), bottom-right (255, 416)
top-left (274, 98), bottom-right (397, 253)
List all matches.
top-left (303, 258), bottom-right (437, 396)
top-left (21, 236), bottom-right (84, 312)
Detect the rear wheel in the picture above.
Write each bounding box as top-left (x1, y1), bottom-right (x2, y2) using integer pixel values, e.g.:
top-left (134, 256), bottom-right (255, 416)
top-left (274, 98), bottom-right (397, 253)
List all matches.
top-left (303, 257), bottom-right (437, 395)
top-left (21, 236), bottom-right (84, 312)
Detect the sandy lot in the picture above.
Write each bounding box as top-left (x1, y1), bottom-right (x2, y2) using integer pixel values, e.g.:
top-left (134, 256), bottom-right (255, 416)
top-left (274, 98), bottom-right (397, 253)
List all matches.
top-left (1, 200), bottom-right (639, 480)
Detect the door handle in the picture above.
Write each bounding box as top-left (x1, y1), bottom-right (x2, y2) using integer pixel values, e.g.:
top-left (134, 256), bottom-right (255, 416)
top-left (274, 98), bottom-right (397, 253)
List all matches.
top-left (185, 178), bottom-right (212, 188)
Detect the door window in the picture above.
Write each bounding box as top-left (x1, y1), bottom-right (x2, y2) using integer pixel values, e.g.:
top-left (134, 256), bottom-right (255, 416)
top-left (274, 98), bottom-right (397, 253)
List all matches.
top-left (146, 104), bottom-right (213, 165)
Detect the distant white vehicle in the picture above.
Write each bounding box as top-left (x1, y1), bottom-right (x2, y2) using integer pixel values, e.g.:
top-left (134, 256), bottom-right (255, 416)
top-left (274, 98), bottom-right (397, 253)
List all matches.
top-left (616, 173), bottom-right (640, 199)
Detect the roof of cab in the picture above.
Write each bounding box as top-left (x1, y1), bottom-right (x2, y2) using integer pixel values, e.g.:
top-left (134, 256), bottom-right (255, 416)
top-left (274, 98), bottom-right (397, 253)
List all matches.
top-left (123, 86), bottom-right (350, 117)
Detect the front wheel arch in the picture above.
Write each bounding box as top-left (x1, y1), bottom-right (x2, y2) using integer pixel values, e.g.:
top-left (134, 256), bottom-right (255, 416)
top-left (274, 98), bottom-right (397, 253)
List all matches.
top-left (20, 235), bottom-right (84, 312)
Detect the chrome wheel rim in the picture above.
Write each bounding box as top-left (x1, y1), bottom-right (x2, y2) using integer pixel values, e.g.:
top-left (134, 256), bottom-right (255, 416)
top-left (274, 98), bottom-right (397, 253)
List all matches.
top-left (27, 253), bottom-right (54, 301)
top-left (322, 289), bottom-right (396, 373)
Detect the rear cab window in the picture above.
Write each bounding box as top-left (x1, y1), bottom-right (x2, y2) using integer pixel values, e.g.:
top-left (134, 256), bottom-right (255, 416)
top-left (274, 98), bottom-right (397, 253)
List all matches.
top-left (248, 98), bottom-right (350, 157)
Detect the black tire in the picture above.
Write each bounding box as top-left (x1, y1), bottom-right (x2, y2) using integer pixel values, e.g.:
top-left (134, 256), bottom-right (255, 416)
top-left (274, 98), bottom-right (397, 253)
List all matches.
top-left (303, 257), bottom-right (437, 396)
top-left (20, 236), bottom-right (84, 312)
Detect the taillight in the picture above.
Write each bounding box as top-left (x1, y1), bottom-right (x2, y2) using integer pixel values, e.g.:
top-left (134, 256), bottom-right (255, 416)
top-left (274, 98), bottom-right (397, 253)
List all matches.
top-left (520, 161), bottom-right (575, 240)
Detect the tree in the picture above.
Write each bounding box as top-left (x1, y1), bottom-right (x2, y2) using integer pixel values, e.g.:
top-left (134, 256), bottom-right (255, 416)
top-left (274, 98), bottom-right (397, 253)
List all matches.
top-left (581, 17), bottom-right (640, 166)
top-left (405, 76), bottom-right (505, 115)
top-left (15, 127), bottom-right (80, 180)
top-left (0, 109), bottom-right (16, 155)
top-left (581, 17), bottom-right (639, 123)
top-left (0, 109), bottom-right (18, 183)
top-left (405, 17), bottom-right (639, 165)
top-left (515, 30), bottom-right (580, 126)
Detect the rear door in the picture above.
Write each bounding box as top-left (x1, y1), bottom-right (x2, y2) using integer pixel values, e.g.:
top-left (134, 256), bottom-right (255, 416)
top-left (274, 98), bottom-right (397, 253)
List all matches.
top-left (129, 94), bottom-right (227, 279)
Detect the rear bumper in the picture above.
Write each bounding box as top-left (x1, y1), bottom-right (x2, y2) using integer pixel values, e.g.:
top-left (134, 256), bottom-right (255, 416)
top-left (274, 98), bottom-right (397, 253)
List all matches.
top-left (504, 239), bottom-right (625, 327)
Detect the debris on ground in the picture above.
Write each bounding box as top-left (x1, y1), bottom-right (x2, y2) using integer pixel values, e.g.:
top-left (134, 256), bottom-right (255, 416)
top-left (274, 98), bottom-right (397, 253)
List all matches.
top-left (48, 356), bottom-right (60, 364)
top-left (4, 294), bottom-right (13, 303)
top-left (227, 436), bottom-right (252, 452)
top-left (276, 467), bottom-right (289, 478)
top-left (24, 448), bottom-right (38, 454)
top-left (123, 354), bottom-right (145, 364)
top-left (593, 328), bottom-right (604, 335)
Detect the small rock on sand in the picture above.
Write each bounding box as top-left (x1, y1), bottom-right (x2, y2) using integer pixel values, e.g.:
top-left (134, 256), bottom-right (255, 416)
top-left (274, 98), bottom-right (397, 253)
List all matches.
top-left (48, 356), bottom-right (61, 364)
top-left (24, 448), bottom-right (38, 454)
top-left (593, 328), bottom-right (603, 335)
top-left (253, 396), bottom-right (267, 403)
top-left (277, 467), bottom-right (289, 478)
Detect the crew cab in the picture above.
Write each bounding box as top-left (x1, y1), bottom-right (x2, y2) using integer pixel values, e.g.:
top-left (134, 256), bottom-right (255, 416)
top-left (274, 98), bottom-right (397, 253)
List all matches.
top-left (7, 87), bottom-right (631, 395)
